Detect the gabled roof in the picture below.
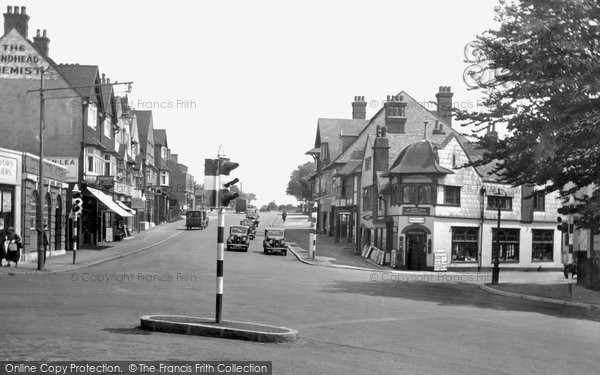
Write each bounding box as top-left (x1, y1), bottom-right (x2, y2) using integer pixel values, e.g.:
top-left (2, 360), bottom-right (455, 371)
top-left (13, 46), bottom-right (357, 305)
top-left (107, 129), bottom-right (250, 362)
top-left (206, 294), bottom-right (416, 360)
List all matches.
top-left (56, 64), bottom-right (99, 98)
top-left (134, 110), bottom-right (153, 145)
top-left (154, 129), bottom-right (168, 147)
top-left (335, 160), bottom-right (362, 177)
top-left (315, 118), bottom-right (369, 162)
top-left (389, 140), bottom-right (453, 175)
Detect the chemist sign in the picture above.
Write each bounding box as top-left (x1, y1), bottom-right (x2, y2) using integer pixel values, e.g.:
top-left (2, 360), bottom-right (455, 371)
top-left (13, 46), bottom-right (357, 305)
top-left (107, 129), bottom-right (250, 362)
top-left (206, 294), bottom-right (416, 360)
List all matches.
top-left (0, 29), bottom-right (55, 79)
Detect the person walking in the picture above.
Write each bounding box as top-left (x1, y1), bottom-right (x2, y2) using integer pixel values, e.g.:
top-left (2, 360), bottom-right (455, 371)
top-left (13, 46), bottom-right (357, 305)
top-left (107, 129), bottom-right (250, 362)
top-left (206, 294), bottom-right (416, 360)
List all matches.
top-left (43, 224), bottom-right (49, 264)
top-left (0, 229), bottom-right (6, 267)
top-left (282, 210), bottom-right (287, 223)
top-left (5, 226), bottom-right (22, 268)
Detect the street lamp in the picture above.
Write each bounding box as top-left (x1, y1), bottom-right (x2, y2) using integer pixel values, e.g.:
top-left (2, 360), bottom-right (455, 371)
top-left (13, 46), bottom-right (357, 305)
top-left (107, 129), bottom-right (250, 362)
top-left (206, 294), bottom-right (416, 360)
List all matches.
top-left (478, 186), bottom-right (486, 272)
top-left (492, 188), bottom-right (508, 284)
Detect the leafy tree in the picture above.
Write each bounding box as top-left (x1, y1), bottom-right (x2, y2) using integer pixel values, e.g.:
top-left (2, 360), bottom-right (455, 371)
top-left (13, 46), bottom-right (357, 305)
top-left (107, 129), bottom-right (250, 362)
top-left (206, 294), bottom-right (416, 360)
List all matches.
top-left (286, 161), bottom-right (315, 205)
top-left (267, 201), bottom-right (278, 211)
top-left (457, 0), bottom-right (600, 230)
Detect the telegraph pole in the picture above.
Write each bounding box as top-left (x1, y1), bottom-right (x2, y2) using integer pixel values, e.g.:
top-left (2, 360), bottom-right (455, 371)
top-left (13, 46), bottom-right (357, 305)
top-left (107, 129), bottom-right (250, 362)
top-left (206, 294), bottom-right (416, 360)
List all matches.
top-left (37, 68), bottom-right (46, 271)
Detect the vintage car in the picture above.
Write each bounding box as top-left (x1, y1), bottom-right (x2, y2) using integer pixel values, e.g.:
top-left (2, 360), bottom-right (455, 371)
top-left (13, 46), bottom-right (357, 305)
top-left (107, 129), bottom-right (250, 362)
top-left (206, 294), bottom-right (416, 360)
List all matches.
top-left (240, 219), bottom-right (257, 239)
top-left (227, 225), bottom-right (250, 251)
top-left (186, 210), bottom-right (209, 230)
top-left (246, 208), bottom-right (259, 220)
top-left (263, 227), bottom-right (287, 255)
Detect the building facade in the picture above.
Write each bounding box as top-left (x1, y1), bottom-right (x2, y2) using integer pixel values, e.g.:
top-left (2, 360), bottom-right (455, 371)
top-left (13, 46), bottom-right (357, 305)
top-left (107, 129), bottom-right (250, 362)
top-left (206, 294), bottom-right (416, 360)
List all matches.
top-left (308, 87), bottom-right (564, 271)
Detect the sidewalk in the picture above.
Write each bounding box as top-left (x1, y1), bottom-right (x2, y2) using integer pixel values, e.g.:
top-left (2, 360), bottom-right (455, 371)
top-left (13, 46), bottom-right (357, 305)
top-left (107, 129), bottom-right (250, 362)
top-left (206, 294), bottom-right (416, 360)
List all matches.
top-left (0, 220), bottom-right (184, 276)
top-left (284, 214), bottom-right (600, 309)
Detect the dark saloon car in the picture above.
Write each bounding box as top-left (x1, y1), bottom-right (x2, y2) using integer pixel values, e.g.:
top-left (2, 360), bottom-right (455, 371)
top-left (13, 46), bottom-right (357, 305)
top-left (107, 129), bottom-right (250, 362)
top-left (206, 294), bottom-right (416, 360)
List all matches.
top-left (227, 225), bottom-right (250, 251)
top-left (263, 227), bottom-right (287, 255)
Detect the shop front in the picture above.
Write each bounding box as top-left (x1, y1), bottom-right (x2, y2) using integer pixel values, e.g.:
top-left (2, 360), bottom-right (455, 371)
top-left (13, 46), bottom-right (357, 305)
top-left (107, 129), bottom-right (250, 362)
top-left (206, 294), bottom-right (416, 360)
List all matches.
top-left (0, 149), bottom-right (21, 245)
top-left (82, 186), bottom-right (133, 245)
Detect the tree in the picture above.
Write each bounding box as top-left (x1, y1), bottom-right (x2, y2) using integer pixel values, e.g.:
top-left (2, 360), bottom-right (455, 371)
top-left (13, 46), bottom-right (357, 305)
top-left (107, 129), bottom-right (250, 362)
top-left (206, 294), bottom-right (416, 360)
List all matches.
top-left (230, 185), bottom-right (257, 204)
top-left (267, 201), bottom-right (278, 211)
top-left (456, 0), bottom-right (600, 230)
top-left (286, 161), bottom-right (315, 205)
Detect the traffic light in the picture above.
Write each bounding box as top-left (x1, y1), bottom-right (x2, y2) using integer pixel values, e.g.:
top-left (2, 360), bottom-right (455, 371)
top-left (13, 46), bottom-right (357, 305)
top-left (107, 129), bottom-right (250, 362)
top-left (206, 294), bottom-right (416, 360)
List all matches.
top-left (219, 158), bottom-right (239, 207)
top-left (71, 185), bottom-right (83, 215)
top-left (556, 217), bottom-right (568, 232)
top-left (557, 205), bottom-right (578, 215)
top-left (204, 158), bottom-right (219, 208)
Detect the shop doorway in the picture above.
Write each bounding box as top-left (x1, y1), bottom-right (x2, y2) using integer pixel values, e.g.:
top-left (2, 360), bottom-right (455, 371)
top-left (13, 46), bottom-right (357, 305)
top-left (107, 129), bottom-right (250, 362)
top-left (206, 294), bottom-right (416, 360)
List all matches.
top-left (54, 196), bottom-right (62, 250)
top-left (406, 230), bottom-right (427, 270)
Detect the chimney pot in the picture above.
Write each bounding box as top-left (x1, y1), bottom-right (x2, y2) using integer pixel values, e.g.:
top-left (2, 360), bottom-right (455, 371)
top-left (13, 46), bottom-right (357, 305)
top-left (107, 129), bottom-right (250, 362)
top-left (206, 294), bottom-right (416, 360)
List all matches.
top-left (107, 78), bottom-right (110, 83)
top-left (43, 29), bottom-right (47, 37)
top-left (7, 6), bottom-right (12, 13)
top-left (36, 29), bottom-right (40, 37)
top-left (13, 6), bottom-right (19, 14)
top-left (21, 6), bottom-right (25, 14)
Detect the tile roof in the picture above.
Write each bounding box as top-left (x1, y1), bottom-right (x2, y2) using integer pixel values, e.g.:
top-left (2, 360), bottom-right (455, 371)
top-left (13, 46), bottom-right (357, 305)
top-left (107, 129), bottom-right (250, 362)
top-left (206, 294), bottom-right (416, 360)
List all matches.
top-left (389, 140), bottom-right (454, 175)
top-left (335, 160), bottom-right (362, 176)
top-left (56, 64), bottom-right (99, 99)
top-left (154, 129), bottom-right (168, 147)
top-left (134, 110), bottom-right (153, 149)
top-left (316, 118), bottom-right (369, 161)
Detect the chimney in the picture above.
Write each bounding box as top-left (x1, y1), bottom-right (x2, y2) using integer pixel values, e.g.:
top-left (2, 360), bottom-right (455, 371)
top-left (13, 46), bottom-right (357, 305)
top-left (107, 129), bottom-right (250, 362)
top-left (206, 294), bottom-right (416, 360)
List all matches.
top-left (436, 86), bottom-right (454, 127)
top-left (373, 125), bottom-right (390, 173)
top-left (33, 29), bottom-right (50, 56)
top-left (101, 73), bottom-right (106, 84)
top-left (351, 96), bottom-right (367, 119)
top-left (485, 124), bottom-right (498, 144)
top-left (384, 94), bottom-right (407, 134)
top-left (3, 5), bottom-right (30, 37)
top-left (171, 154), bottom-right (178, 164)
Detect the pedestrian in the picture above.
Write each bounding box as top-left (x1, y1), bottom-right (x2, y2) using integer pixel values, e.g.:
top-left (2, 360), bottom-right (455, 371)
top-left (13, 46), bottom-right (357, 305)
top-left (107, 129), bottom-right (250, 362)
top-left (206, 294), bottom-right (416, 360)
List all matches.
top-left (5, 226), bottom-right (22, 268)
top-left (43, 224), bottom-right (49, 264)
top-left (0, 229), bottom-right (6, 267)
top-left (282, 210), bottom-right (287, 223)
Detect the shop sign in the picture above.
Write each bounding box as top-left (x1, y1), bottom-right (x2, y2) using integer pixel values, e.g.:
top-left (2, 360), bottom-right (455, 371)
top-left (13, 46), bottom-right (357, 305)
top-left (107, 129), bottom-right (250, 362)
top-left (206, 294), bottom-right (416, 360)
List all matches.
top-left (49, 157), bottom-right (78, 182)
top-left (408, 217), bottom-right (425, 224)
top-left (403, 207), bottom-right (430, 216)
top-left (131, 198), bottom-right (146, 210)
top-left (114, 182), bottom-right (134, 196)
top-left (0, 156), bottom-right (18, 184)
top-left (96, 175), bottom-right (115, 187)
top-left (434, 250), bottom-right (448, 272)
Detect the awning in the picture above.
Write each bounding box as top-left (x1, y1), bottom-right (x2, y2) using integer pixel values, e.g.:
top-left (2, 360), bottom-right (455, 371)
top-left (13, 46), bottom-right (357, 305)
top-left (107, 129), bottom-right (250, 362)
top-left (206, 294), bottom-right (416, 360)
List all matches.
top-left (116, 200), bottom-right (137, 215)
top-left (86, 187), bottom-right (133, 217)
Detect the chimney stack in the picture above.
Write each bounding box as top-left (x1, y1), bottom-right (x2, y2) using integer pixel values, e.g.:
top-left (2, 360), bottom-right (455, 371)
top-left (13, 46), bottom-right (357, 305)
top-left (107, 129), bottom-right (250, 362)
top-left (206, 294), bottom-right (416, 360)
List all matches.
top-left (171, 154), bottom-right (179, 164)
top-left (373, 125), bottom-right (390, 173)
top-left (351, 96), bottom-right (367, 119)
top-left (436, 86), bottom-right (454, 127)
top-left (3, 5), bottom-right (30, 37)
top-left (33, 29), bottom-right (50, 56)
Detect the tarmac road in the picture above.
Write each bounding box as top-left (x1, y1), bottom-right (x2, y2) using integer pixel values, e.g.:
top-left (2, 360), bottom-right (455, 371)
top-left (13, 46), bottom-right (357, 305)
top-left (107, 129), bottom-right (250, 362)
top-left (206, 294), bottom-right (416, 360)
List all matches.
top-left (1, 211), bottom-right (599, 374)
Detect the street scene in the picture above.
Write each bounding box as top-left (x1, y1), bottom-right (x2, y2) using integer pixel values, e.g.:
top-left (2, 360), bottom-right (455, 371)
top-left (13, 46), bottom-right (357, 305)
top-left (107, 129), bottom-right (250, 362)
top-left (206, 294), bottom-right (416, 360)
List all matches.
top-left (1, 0), bottom-right (600, 374)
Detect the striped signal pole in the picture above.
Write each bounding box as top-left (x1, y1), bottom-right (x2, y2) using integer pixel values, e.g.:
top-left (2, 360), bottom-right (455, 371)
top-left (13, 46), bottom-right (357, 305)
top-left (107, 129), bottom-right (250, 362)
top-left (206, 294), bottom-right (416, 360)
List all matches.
top-left (216, 206), bottom-right (224, 323)
top-left (204, 158), bottom-right (224, 323)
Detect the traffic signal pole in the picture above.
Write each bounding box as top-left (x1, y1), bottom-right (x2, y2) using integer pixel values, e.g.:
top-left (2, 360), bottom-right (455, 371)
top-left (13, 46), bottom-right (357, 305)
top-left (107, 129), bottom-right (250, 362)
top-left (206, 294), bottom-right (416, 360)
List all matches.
top-left (216, 161), bottom-right (223, 324)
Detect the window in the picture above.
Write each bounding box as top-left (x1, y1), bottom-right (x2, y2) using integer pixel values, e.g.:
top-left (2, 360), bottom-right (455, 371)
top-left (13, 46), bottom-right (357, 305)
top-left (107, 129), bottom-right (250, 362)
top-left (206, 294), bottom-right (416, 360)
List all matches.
top-left (85, 147), bottom-right (102, 174)
top-left (492, 228), bottom-right (520, 262)
top-left (104, 154), bottom-right (111, 176)
top-left (451, 227), bottom-right (478, 262)
top-left (532, 230), bottom-right (554, 261)
top-left (391, 185), bottom-right (402, 206)
top-left (87, 103), bottom-right (97, 129)
top-left (488, 196), bottom-right (512, 210)
top-left (533, 191), bottom-right (545, 211)
top-left (444, 186), bottom-right (461, 205)
top-left (365, 156), bottom-right (372, 171)
top-left (342, 176), bottom-right (353, 199)
top-left (402, 184), bottom-right (433, 204)
top-left (160, 171), bottom-right (169, 186)
top-left (103, 117), bottom-right (112, 138)
top-left (362, 187), bottom-right (372, 211)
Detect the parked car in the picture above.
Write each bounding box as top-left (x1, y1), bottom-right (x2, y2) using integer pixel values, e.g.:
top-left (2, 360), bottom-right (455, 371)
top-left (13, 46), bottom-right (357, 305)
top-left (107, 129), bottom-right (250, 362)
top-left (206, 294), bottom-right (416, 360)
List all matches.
top-left (263, 227), bottom-right (287, 255)
top-left (227, 225), bottom-right (250, 251)
top-left (246, 208), bottom-right (259, 220)
top-left (240, 219), bottom-right (257, 239)
top-left (186, 210), bottom-right (209, 230)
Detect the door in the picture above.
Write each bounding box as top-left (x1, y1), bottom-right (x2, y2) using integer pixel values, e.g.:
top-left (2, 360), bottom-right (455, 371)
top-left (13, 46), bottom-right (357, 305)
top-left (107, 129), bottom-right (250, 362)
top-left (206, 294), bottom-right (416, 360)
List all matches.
top-left (407, 230), bottom-right (427, 270)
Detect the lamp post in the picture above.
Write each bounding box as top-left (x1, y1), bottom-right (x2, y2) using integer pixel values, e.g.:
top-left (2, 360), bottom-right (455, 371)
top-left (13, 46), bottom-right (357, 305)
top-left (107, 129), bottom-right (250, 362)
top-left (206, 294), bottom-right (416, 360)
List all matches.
top-left (37, 68), bottom-right (46, 270)
top-left (492, 188), bottom-right (508, 284)
top-left (478, 186), bottom-right (486, 273)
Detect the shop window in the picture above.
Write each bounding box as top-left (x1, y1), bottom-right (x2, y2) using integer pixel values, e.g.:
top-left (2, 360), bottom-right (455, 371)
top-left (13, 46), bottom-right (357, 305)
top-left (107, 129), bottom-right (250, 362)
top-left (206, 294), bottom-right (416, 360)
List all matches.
top-left (533, 191), bottom-right (545, 211)
top-left (532, 229), bottom-right (553, 261)
top-left (444, 186), bottom-right (461, 206)
top-left (488, 196), bottom-right (512, 210)
top-left (451, 227), bottom-right (478, 262)
top-left (492, 228), bottom-right (520, 262)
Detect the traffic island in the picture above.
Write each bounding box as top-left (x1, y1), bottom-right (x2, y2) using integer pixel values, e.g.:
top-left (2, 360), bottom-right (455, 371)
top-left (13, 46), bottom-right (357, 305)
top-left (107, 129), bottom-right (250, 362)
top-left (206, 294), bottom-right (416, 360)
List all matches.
top-left (140, 315), bottom-right (298, 343)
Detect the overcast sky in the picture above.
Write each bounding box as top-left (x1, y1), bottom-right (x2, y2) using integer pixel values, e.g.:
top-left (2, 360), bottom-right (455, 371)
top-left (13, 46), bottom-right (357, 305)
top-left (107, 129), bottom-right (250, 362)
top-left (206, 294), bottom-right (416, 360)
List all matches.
top-left (14, 0), bottom-right (499, 206)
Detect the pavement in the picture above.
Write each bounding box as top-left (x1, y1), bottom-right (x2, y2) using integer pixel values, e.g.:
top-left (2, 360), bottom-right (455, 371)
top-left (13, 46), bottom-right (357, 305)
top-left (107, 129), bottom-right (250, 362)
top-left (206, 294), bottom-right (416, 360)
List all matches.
top-left (283, 213), bottom-right (600, 310)
top-left (0, 219), bottom-right (187, 276)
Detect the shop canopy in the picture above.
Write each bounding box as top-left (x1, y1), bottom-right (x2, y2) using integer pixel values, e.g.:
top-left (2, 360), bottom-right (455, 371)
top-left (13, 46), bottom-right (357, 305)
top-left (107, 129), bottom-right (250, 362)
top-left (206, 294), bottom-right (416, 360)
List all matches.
top-left (86, 187), bottom-right (133, 217)
top-left (116, 200), bottom-right (137, 215)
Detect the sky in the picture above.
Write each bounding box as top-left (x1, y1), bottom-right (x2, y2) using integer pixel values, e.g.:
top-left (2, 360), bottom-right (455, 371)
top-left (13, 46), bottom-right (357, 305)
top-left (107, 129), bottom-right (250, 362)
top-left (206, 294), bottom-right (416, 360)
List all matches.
top-left (10, 0), bottom-right (500, 206)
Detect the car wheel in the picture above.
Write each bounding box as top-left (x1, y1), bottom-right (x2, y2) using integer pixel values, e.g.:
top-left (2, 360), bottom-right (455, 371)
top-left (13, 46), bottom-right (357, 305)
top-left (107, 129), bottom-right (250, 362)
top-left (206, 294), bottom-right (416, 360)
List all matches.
top-left (283, 251), bottom-right (287, 256)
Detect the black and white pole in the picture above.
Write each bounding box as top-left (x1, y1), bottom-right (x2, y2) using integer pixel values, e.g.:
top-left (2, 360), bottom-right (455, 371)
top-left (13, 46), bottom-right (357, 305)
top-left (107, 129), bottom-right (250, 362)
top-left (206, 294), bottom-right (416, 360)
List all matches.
top-left (215, 160), bottom-right (224, 323)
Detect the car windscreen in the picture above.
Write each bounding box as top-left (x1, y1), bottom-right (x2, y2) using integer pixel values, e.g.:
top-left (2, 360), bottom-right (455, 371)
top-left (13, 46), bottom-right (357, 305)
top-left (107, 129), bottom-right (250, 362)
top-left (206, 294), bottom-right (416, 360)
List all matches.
top-left (230, 226), bottom-right (247, 234)
top-left (266, 230), bottom-right (284, 236)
